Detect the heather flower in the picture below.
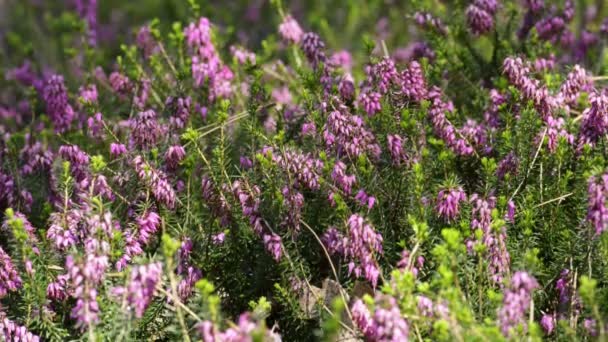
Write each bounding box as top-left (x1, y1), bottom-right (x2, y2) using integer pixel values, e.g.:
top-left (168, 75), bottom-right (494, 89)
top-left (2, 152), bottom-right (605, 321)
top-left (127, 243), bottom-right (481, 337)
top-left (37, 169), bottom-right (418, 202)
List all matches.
top-left (19, 139), bottom-right (53, 176)
top-left (583, 318), bottom-right (598, 336)
top-left (165, 145), bottom-right (186, 170)
top-left (545, 116), bottom-right (573, 153)
top-left (400, 61), bottom-right (427, 102)
top-left (73, 0), bottom-right (98, 45)
top-left (368, 57), bottom-right (400, 95)
top-left (212, 232), bottom-right (225, 244)
top-left (417, 295), bottom-right (434, 317)
top-left (273, 149), bottom-right (323, 190)
top-left (578, 91), bottom-right (608, 149)
top-left (324, 107), bottom-right (381, 159)
top-left (427, 87), bottom-right (474, 156)
top-left (498, 271), bottom-right (539, 336)
top-left (355, 189), bottom-right (376, 209)
top-left (113, 262), bottom-right (162, 318)
top-left (540, 313), bottom-right (556, 334)
top-left (42, 75), bottom-right (75, 133)
top-left (496, 152), bottom-right (518, 180)
top-left (110, 143), bottom-right (127, 157)
top-left (133, 156), bottom-right (177, 209)
top-left (466, 0), bottom-right (497, 35)
top-left (136, 211), bottom-right (161, 245)
top-left (338, 74), bottom-right (356, 102)
top-left (556, 65), bottom-right (589, 108)
top-left (0, 316), bottom-right (40, 342)
top-left (47, 210), bottom-right (80, 250)
top-left (300, 32), bottom-right (326, 69)
top-left (301, 122), bottom-right (316, 136)
top-left (0, 247), bottom-right (22, 298)
top-left (331, 161), bottom-right (356, 195)
top-left (130, 110), bottom-right (163, 149)
top-left (178, 266), bottom-right (203, 300)
top-left (281, 186), bottom-right (304, 233)
top-left (230, 45), bottom-right (256, 65)
top-left (167, 96), bottom-right (192, 129)
top-left (136, 25), bottom-right (158, 58)
top-left (232, 180), bottom-right (283, 261)
top-left (371, 296), bottom-right (410, 341)
top-left (436, 186), bottom-right (467, 221)
top-left (47, 274), bottom-right (69, 301)
top-left (133, 78), bottom-right (151, 109)
top-left (505, 200), bottom-right (516, 223)
top-left (586, 173), bottom-right (608, 236)
top-left (340, 214), bottom-right (384, 287)
top-left (79, 84), bottom-right (98, 104)
top-left (351, 295), bottom-right (409, 341)
top-left (359, 91), bottom-right (382, 116)
top-left (66, 255), bottom-right (105, 329)
top-left (329, 50), bottom-right (353, 70)
top-left (469, 194), bottom-right (510, 284)
top-left (86, 112), bottom-right (104, 138)
top-left (351, 299), bottom-right (374, 337)
top-left (414, 11), bottom-right (447, 35)
top-left (116, 228), bottom-right (144, 271)
top-left (279, 15), bottom-right (304, 44)
top-left (0, 171), bottom-right (15, 208)
top-left (109, 71), bottom-right (132, 96)
top-left (240, 156), bottom-right (253, 170)
top-left (397, 249), bottom-right (424, 277)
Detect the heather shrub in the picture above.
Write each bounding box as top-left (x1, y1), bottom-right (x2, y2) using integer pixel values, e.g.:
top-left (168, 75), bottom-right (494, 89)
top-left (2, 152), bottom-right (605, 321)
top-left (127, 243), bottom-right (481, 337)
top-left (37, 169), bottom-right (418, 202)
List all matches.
top-left (1, 0), bottom-right (608, 341)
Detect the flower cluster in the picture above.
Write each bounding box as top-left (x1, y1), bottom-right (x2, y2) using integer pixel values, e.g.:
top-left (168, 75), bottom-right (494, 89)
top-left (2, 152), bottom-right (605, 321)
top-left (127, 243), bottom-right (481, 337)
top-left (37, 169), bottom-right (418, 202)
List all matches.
top-left (112, 262), bottom-right (162, 318)
top-left (497, 271), bottom-right (539, 336)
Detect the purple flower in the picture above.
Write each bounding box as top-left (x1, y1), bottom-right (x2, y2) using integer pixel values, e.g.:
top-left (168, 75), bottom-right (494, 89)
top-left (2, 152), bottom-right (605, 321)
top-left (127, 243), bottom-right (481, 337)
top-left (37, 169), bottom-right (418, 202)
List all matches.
top-left (469, 194), bottom-right (510, 284)
top-left (109, 72), bottom-right (132, 96)
top-left (165, 145), bottom-right (186, 170)
top-left (136, 211), bottom-right (161, 245)
top-left (110, 143), bottom-right (127, 157)
top-left (301, 122), bottom-right (317, 136)
top-left (351, 295), bottom-right (409, 341)
top-left (540, 313), bottom-right (556, 335)
top-left (578, 91), bottom-right (608, 149)
top-left (133, 156), bottom-right (177, 209)
top-left (279, 15), bottom-right (304, 44)
top-left (466, 1), bottom-right (496, 35)
top-left (66, 254), bottom-right (107, 330)
top-left (130, 110), bottom-right (163, 149)
top-left (414, 11), bottom-right (447, 35)
top-left (359, 91), bottom-right (382, 116)
top-left (387, 134), bottom-right (408, 165)
top-left (113, 262), bottom-right (162, 318)
top-left (232, 180), bottom-right (282, 261)
top-left (42, 75), bottom-right (75, 133)
top-left (300, 32), bottom-right (326, 69)
top-left (586, 173), bottom-right (608, 236)
top-left (400, 61), bottom-right (427, 103)
top-left (136, 25), bottom-right (158, 58)
top-left (0, 316), bottom-right (40, 342)
top-left (436, 186), bottom-right (467, 221)
top-left (166, 96), bottom-right (192, 129)
top-left (428, 87), bottom-right (474, 156)
top-left (498, 271), bottom-right (539, 336)
top-left (338, 74), bottom-right (356, 102)
top-left (324, 106), bottom-right (381, 159)
top-left (496, 152), bottom-right (519, 180)
top-left (272, 149), bottom-right (323, 190)
top-left (343, 214), bottom-right (383, 287)
top-left (178, 266), bottom-right (203, 300)
top-left (47, 210), bottom-right (80, 250)
top-left (331, 161), bottom-right (356, 195)
top-left (230, 46), bottom-right (256, 65)
top-left (79, 84), bottom-right (98, 104)
top-left (0, 247), bottom-right (22, 298)
top-left (355, 189), bottom-right (376, 209)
